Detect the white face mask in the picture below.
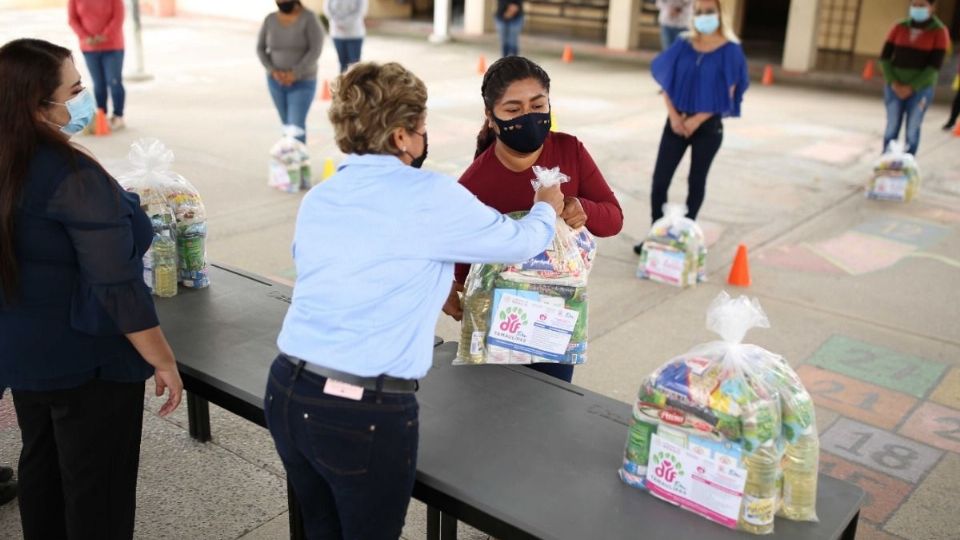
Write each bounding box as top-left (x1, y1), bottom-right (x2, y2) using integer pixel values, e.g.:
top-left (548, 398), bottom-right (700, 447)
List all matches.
top-left (45, 89), bottom-right (96, 136)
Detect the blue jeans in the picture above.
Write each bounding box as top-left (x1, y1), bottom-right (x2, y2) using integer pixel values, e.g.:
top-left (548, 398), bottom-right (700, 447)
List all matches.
top-left (333, 38), bottom-right (363, 73)
top-left (883, 84), bottom-right (935, 156)
top-left (495, 15), bottom-right (524, 57)
top-left (660, 25), bottom-right (685, 50)
top-left (265, 356), bottom-right (419, 539)
top-left (267, 77), bottom-right (318, 143)
top-left (83, 50), bottom-right (125, 116)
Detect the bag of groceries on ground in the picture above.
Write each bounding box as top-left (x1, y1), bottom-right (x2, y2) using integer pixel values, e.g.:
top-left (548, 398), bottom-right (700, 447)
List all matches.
top-left (637, 203), bottom-right (706, 287)
top-left (868, 141), bottom-right (920, 202)
top-left (456, 166), bottom-right (596, 366)
top-left (619, 292), bottom-right (819, 535)
top-left (268, 125), bottom-right (312, 193)
top-left (117, 138), bottom-right (209, 296)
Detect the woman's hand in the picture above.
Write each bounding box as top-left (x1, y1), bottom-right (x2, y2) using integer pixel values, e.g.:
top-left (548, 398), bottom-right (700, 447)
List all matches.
top-left (442, 281), bottom-right (464, 321)
top-left (154, 366), bottom-right (183, 418)
top-left (534, 183), bottom-right (564, 215)
top-left (560, 197), bottom-right (587, 229)
top-left (683, 116), bottom-right (704, 135)
top-left (669, 113), bottom-right (689, 137)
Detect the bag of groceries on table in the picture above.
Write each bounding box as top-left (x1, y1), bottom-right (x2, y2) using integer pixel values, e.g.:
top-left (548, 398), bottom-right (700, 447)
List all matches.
top-left (619, 292), bottom-right (819, 535)
top-left (456, 166), bottom-right (596, 366)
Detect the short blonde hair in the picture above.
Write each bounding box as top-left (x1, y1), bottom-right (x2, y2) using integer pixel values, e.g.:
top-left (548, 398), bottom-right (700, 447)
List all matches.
top-left (690, 0), bottom-right (740, 43)
top-left (328, 62), bottom-right (427, 155)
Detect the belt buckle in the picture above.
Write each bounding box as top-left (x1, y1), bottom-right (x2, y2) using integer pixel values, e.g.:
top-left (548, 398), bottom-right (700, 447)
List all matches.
top-left (323, 378), bottom-right (365, 401)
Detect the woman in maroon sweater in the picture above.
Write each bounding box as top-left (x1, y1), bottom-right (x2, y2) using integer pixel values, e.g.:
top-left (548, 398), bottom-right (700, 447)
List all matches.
top-left (443, 56), bottom-right (623, 382)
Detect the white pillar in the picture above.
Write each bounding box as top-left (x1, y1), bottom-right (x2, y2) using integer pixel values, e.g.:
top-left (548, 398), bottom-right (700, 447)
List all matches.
top-left (782, 0), bottom-right (821, 72)
top-left (606, 0), bottom-right (640, 51)
top-left (430, 0), bottom-right (453, 43)
top-left (465, 0), bottom-right (495, 35)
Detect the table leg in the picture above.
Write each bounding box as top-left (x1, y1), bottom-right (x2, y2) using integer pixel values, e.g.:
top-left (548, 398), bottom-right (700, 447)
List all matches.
top-left (186, 392), bottom-right (211, 443)
top-left (288, 481), bottom-right (306, 540)
top-left (841, 511), bottom-right (860, 540)
top-left (427, 506), bottom-right (458, 540)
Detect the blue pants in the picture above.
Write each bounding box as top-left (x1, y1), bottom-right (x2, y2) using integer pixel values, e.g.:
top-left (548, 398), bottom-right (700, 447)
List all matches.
top-left (660, 25), bottom-right (685, 50)
top-left (495, 15), bottom-right (524, 57)
top-left (267, 77), bottom-right (318, 143)
top-left (333, 38), bottom-right (363, 73)
top-left (651, 115), bottom-right (724, 223)
top-left (265, 356), bottom-right (419, 539)
top-left (83, 50), bottom-right (125, 116)
top-left (883, 84), bottom-right (934, 156)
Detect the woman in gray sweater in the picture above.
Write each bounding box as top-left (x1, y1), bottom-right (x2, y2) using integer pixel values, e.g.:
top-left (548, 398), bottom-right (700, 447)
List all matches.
top-left (257, 0), bottom-right (324, 143)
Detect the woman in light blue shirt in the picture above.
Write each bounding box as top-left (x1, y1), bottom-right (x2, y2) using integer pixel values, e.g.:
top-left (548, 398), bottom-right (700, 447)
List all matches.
top-left (266, 61), bottom-right (562, 539)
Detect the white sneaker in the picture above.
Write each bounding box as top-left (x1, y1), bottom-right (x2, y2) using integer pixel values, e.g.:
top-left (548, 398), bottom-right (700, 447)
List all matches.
top-left (110, 116), bottom-right (126, 131)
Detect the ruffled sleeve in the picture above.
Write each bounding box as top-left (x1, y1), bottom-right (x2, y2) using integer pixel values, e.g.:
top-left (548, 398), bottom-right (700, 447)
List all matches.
top-left (651, 38), bottom-right (689, 95)
top-left (46, 162), bottom-right (159, 336)
top-left (723, 43), bottom-right (750, 117)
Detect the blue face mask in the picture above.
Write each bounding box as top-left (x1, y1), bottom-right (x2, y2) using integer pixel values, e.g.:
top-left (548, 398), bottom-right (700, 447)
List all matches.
top-left (46, 89), bottom-right (96, 136)
top-left (910, 6), bottom-right (931, 23)
top-left (694, 13), bottom-right (721, 35)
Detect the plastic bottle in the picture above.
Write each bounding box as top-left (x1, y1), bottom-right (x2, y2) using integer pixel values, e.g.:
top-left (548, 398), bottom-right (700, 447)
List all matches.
top-left (739, 443), bottom-right (779, 534)
top-left (152, 231), bottom-right (178, 298)
top-left (781, 427), bottom-right (819, 521)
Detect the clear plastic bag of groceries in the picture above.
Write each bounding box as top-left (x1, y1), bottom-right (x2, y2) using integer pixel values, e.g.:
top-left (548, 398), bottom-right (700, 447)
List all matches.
top-left (268, 125), bottom-right (312, 193)
top-left (868, 140), bottom-right (920, 202)
top-left (455, 166), bottom-right (596, 366)
top-left (637, 203), bottom-right (706, 287)
top-left (118, 138), bottom-right (209, 293)
top-left (618, 292), bottom-right (818, 535)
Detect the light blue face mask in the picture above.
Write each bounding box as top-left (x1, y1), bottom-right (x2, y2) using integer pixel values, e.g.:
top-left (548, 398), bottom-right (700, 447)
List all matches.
top-left (909, 6), bottom-right (931, 23)
top-left (694, 13), bottom-right (721, 35)
top-left (46, 89), bottom-right (96, 136)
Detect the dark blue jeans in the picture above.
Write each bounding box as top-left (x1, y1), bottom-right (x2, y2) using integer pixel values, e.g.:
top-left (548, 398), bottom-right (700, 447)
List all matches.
top-left (495, 15), bottom-right (524, 57)
top-left (82, 50), bottom-right (125, 116)
top-left (883, 84), bottom-right (934, 156)
top-left (265, 356), bottom-right (419, 539)
top-left (651, 115), bottom-right (724, 223)
top-left (267, 77), bottom-right (318, 143)
top-left (332, 38), bottom-right (363, 73)
top-left (660, 25), bottom-right (684, 50)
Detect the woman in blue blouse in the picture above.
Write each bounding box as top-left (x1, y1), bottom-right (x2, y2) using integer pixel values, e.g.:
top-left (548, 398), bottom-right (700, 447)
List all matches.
top-left (634, 0), bottom-right (748, 253)
top-left (0, 39), bottom-right (182, 539)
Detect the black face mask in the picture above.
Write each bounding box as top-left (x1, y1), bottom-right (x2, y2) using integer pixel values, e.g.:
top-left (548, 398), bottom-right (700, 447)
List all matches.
top-left (407, 131), bottom-right (428, 169)
top-left (492, 111), bottom-right (551, 154)
top-left (277, 1), bottom-right (298, 14)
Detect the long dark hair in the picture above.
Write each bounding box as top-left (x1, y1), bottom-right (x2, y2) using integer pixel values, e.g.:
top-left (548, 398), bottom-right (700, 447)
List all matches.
top-left (475, 56), bottom-right (551, 158)
top-left (0, 39), bottom-right (76, 304)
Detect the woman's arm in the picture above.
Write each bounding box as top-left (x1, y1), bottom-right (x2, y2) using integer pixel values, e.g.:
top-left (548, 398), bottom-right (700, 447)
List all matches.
top-left (256, 20), bottom-right (276, 71)
top-left (573, 140), bottom-right (624, 238)
top-left (292, 15), bottom-right (324, 80)
top-left (126, 327), bottom-right (182, 417)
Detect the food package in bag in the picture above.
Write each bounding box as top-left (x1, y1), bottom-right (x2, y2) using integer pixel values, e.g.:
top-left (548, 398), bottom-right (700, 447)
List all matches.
top-left (268, 125), bottom-right (312, 193)
top-left (637, 203), bottom-right (706, 287)
top-left (618, 292), bottom-right (819, 534)
top-left (456, 166), bottom-right (596, 366)
top-left (867, 141), bottom-right (920, 202)
top-left (118, 138), bottom-right (210, 293)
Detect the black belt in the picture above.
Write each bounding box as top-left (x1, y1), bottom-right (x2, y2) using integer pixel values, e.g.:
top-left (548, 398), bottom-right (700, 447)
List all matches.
top-left (279, 354), bottom-right (419, 394)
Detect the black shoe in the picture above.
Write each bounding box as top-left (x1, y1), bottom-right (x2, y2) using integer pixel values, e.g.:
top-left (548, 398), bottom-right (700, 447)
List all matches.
top-left (0, 481), bottom-right (16, 506)
top-left (0, 466), bottom-right (11, 483)
top-left (943, 120), bottom-right (956, 131)
top-left (633, 242), bottom-right (644, 255)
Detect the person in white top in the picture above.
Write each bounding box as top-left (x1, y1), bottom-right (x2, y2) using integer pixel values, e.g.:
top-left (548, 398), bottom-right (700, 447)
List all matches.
top-left (657, 0), bottom-right (693, 50)
top-left (324, 0), bottom-right (368, 73)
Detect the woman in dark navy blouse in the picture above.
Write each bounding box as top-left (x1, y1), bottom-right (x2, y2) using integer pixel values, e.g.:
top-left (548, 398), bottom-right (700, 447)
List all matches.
top-left (0, 39), bottom-right (182, 539)
top-left (634, 0), bottom-right (748, 254)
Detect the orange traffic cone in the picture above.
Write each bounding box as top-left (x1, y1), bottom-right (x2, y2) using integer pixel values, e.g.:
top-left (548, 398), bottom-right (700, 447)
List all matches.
top-left (93, 108), bottom-right (110, 136)
top-left (562, 45), bottom-right (573, 63)
top-left (477, 55), bottom-right (487, 75)
top-left (862, 59), bottom-right (875, 81)
top-left (320, 79), bottom-right (332, 101)
top-left (761, 65), bottom-right (774, 86)
top-left (727, 244), bottom-right (752, 287)
top-left (952, 121), bottom-right (960, 138)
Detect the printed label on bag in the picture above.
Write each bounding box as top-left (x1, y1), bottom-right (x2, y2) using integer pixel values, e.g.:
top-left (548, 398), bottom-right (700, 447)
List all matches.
top-left (742, 495), bottom-right (776, 526)
top-left (872, 176), bottom-right (908, 200)
top-left (485, 293), bottom-right (578, 362)
top-left (644, 248), bottom-right (687, 286)
top-left (323, 379), bottom-right (364, 401)
top-left (645, 433), bottom-right (748, 529)
top-left (470, 331), bottom-right (484, 355)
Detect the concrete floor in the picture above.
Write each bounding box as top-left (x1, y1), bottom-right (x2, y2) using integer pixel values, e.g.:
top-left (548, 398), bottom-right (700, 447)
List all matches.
top-left (1, 8), bottom-right (958, 540)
